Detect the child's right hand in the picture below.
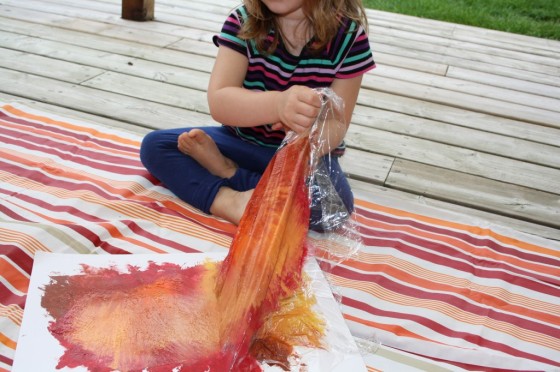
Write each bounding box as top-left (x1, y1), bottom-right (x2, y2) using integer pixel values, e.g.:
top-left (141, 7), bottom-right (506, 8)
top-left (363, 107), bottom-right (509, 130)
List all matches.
top-left (276, 86), bottom-right (322, 134)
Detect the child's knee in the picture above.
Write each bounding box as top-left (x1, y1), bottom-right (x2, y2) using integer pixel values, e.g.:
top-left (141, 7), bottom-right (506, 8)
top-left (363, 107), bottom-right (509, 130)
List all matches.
top-left (140, 130), bottom-right (165, 169)
top-left (308, 186), bottom-right (354, 232)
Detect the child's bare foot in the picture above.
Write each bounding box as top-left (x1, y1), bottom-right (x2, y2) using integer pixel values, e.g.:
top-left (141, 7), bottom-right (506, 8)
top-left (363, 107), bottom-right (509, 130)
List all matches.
top-left (210, 187), bottom-right (254, 225)
top-left (178, 129), bottom-right (237, 179)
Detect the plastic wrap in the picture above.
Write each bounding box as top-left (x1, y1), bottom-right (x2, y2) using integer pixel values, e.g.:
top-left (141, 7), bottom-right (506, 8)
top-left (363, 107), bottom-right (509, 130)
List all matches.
top-left (267, 88), bottom-right (379, 370)
top-left (214, 88), bottom-right (379, 371)
top-left (300, 88), bottom-right (365, 266)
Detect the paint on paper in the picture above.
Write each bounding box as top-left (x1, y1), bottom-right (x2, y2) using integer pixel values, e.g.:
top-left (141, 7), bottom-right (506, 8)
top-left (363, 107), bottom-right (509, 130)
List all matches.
top-left (40, 259), bottom-right (324, 371)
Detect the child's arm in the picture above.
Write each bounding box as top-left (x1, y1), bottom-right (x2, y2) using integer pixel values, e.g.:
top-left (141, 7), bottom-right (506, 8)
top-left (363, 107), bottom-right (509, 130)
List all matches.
top-left (207, 47), bottom-right (322, 134)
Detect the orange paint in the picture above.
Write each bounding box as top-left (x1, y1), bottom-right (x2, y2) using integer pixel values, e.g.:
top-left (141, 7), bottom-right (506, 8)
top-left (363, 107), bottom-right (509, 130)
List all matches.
top-left (215, 136), bottom-right (313, 368)
top-left (40, 136), bottom-right (324, 371)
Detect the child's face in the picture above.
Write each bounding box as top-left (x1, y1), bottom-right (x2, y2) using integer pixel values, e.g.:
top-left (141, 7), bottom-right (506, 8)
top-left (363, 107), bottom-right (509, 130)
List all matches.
top-left (261, 0), bottom-right (306, 17)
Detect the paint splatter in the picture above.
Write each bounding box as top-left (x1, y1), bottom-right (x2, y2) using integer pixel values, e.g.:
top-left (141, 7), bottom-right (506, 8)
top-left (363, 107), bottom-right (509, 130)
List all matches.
top-left (41, 261), bottom-right (235, 371)
top-left (41, 260), bottom-right (324, 371)
top-left (41, 136), bottom-right (326, 371)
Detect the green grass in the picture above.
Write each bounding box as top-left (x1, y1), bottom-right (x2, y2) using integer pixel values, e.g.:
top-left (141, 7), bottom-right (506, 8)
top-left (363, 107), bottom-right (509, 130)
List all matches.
top-left (363, 0), bottom-right (560, 40)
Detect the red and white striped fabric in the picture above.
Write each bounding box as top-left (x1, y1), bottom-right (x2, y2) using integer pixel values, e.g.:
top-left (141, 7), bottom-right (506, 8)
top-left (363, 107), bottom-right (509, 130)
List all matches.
top-left (1, 102), bottom-right (559, 371)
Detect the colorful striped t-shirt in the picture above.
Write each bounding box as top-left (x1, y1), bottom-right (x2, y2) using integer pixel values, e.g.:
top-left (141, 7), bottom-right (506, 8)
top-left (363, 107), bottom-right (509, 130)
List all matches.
top-left (213, 5), bottom-right (375, 153)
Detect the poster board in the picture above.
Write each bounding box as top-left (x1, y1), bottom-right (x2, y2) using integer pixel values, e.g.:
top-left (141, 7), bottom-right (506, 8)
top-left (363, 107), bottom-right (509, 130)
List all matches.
top-left (13, 252), bottom-right (366, 371)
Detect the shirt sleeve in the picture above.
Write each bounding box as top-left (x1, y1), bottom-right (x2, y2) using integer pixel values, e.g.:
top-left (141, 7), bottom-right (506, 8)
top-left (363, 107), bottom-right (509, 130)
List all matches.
top-left (212, 7), bottom-right (247, 56)
top-left (335, 22), bottom-right (376, 79)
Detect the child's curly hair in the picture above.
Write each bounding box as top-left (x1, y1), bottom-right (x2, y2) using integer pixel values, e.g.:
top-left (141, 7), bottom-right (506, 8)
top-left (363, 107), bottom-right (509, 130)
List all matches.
top-left (239, 0), bottom-right (369, 54)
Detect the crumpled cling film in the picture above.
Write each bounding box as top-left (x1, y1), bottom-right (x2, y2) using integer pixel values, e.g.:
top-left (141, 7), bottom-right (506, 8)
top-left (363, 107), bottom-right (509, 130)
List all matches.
top-left (305, 88), bottom-right (383, 359)
top-left (289, 88), bottom-right (365, 267)
top-left (219, 88), bottom-right (373, 371)
top-left (264, 88), bottom-right (380, 370)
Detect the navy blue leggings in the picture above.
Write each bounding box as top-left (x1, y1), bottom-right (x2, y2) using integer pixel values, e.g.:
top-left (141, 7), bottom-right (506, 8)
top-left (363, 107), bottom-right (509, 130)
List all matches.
top-left (140, 126), bottom-right (353, 229)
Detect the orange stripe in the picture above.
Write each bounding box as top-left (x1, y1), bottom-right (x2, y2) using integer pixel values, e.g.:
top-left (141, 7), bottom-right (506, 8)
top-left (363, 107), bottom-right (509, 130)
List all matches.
top-left (0, 305), bottom-right (23, 321)
top-left (0, 333), bottom-right (16, 350)
top-left (338, 255), bottom-right (560, 326)
top-left (335, 275), bottom-right (560, 351)
top-left (0, 259), bottom-right (29, 294)
top-left (351, 249), bottom-right (560, 315)
top-left (1, 148), bottom-right (236, 236)
top-left (2, 105), bottom-right (140, 147)
top-left (2, 170), bottom-right (232, 250)
top-left (0, 305), bottom-right (23, 326)
top-left (1, 118), bottom-right (138, 158)
top-left (98, 222), bottom-right (166, 253)
top-left (355, 208), bottom-right (559, 277)
top-left (3, 170), bottom-right (232, 249)
top-left (355, 199), bottom-right (560, 258)
top-left (344, 313), bottom-right (436, 344)
top-left (4, 197), bottom-right (165, 253)
top-left (2, 109), bottom-right (236, 235)
top-left (0, 228), bottom-right (50, 255)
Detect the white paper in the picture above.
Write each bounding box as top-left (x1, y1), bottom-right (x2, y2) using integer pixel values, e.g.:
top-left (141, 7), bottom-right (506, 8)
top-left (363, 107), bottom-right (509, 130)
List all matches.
top-left (13, 252), bottom-right (366, 372)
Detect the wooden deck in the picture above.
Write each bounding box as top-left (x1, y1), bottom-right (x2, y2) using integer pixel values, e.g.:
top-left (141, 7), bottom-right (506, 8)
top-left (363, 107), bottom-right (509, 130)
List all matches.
top-left (1, 0), bottom-right (559, 240)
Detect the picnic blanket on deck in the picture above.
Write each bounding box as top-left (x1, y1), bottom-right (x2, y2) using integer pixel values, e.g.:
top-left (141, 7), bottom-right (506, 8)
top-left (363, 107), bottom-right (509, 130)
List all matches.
top-left (1, 102), bottom-right (559, 372)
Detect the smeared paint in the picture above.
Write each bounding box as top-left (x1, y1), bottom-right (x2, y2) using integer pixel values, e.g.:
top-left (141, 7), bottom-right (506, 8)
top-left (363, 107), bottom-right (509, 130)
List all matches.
top-left (41, 261), bottom-right (239, 371)
top-left (41, 136), bottom-right (326, 371)
top-left (41, 260), bottom-right (324, 371)
top-left (214, 136), bottom-right (313, 369)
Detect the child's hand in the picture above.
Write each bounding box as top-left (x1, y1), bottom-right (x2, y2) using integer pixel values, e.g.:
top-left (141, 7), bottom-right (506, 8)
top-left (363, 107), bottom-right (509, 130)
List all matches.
top-left (276, 86), bottom-right (322, 134)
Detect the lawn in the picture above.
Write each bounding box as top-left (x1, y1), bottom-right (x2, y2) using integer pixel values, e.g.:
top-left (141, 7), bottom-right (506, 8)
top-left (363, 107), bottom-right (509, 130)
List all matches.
top-left (363, 0), bottom-right (560, 40)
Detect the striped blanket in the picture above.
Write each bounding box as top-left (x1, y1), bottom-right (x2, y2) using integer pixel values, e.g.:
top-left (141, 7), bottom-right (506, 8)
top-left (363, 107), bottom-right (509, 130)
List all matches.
top-left (1, 102), bottom-right (559, 371)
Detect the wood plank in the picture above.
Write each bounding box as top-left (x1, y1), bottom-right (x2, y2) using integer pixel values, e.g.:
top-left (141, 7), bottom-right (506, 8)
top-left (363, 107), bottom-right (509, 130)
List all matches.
top-left (451, 27), bottom-right (560, 56)
top-left (0, 31), bottom-right (210, 90)
top-left (0, 67), bottom-right (212, 128)
top-left (345, 126), bottom-right (560, 194)
top-left (0, 0), bottom-right (218, 37)
top-left (6, 30), bottom-right (558, 173)
top-left (385, 159), bottom-right (560, 229)
top-left (182, 0), bottom-right (560, 55)
top-left (360, 78), bottom-right (560, 128)
top-left (0, 21), bottom-right (480, 147)
top-left (351, 105), bottom-right (560, 169)
top-left (18, 0), bottom-right (450, 76)
top-left (357, 90), bottom-right (560, 147)
top-left (27, 0), bottom-right (560, 90)
top-left (0, 17), bottom-right (215, 72)
top-left (0, 5), bottom-right (182, 47)
top-left (446, 66), bottom-right (560, 99)
top-left (5, 3), bottom-right (557, 129)
top-left (339, 149), bottom-right (394, 184)
top-left (370, 26), bottom-right (560, 70)
top-left (72, 72), bottom-right (560, 194)
top-left (372, 42), bottom-right (560, 87)
top-left (369, 24), bottom-right (560, 70)
top-left (0, 47), bottom-right (104, 84)
top-left (27, 0), bottom-right (554, 107)
top-left (373, 64), bottom-right (560, 112)
top-left (0, 92), bottom-right (152, 135)
top-left (80, 71), bottom-right (209, 112)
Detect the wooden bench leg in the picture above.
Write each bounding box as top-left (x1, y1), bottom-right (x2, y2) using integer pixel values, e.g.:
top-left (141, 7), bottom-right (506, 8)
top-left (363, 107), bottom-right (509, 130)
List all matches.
top-left (122, 0), bottom-right (154, 21)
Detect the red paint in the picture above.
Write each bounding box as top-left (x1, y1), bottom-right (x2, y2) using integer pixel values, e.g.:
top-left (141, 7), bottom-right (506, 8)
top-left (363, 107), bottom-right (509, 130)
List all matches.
top-left (41, 137), bottom-right (324, 371)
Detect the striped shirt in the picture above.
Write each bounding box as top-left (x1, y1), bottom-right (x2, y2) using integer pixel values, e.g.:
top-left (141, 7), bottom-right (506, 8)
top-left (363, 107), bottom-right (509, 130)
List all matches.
top-left (213, 5), bottom-right (375, 154)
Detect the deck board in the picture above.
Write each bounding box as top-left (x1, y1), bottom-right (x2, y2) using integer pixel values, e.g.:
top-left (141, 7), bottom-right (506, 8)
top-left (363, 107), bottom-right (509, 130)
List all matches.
top-left (0, 0), bottom-right (559, 240)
